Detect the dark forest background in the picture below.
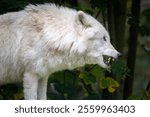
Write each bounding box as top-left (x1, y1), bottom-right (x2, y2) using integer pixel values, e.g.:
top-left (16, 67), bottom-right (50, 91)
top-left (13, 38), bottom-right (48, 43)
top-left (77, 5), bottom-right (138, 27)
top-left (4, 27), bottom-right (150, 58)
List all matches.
top-left (0, 0), bottom-right (150, 100)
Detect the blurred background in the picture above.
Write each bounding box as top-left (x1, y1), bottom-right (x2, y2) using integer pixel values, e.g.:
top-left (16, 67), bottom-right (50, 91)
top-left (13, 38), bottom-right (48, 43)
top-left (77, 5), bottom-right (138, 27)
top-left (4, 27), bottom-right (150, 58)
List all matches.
top-left (0, 0), bottom-right (149, 100)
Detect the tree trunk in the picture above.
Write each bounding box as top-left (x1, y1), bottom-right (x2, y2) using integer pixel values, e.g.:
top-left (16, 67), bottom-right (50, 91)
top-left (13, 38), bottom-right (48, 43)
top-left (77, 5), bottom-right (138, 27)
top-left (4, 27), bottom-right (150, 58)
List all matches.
top-left (113, 0), bottom-right (127, 100)
top-left (114, 0), bottom-right (127, 53)
top-left (107, 0), bottom-right (116, 46)
top-left (105, 0), bottom-right (127, 100)
top-left (123, 0), bottom-right (141, 99)
top-left (107, 0), bottom-right (127, 53)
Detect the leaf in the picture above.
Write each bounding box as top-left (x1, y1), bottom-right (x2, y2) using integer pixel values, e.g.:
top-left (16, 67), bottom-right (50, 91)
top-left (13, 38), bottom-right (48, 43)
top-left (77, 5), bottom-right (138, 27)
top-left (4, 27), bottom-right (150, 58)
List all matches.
top-left (108, 86), bottom-right (116, 93)
top-left (99, 78), bottom-right (109, 89)
top-left (14, 92), bottom-right (24, 100)
top-left (138, 25), bottom-right (150, 37)
top-left (109, 78), bottom-right (120, 88)
top-left (107, 78), bottom-right (120, 93)
top-left (79, 72), bottom-right (86, 79)
top-left (99, 77), bottom-right (120, 93)
top-left (111, 60), bottom-right (127, 79)
top-left (79, 71), bottom-right (96, 83)
top-left (90, 65), bottom-right (104, 78)
top-left (142, 9), bottom-right (150, 21)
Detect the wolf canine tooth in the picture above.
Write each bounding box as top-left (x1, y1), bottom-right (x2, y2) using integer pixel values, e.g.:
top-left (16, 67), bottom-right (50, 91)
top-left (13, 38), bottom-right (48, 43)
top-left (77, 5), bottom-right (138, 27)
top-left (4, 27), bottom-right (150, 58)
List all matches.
top-left (108, 57), bottom-right (111, 62)
top-left (103, 55), bottom-right (116, 66)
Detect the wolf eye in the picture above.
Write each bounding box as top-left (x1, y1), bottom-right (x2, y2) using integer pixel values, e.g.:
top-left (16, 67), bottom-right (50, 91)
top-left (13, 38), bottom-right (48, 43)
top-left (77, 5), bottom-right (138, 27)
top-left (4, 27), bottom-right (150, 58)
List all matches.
top-left (103, 36), bottom-right (107, 41)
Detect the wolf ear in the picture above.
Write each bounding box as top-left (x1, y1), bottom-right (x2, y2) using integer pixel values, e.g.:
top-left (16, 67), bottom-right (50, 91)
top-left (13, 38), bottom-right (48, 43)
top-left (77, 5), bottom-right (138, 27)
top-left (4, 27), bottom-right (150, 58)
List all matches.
top-left (76, 11), bottom-right (91, 27)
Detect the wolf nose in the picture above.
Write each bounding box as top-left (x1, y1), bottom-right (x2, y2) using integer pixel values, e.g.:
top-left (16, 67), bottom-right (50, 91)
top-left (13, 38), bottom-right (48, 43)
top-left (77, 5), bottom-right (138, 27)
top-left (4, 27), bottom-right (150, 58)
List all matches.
top-left (117, 53), bottom-right (122, 58)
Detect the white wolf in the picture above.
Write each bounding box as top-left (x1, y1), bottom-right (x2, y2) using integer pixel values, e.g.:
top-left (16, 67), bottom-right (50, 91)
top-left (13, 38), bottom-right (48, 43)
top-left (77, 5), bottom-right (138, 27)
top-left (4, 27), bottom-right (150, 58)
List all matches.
top-left (0, 4), bottom-right (120, 100)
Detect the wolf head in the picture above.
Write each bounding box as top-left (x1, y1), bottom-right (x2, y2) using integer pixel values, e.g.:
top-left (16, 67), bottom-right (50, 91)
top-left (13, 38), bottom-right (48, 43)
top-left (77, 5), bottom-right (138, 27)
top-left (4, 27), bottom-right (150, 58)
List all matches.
top-left (75, 11), bottom-right (120, 68)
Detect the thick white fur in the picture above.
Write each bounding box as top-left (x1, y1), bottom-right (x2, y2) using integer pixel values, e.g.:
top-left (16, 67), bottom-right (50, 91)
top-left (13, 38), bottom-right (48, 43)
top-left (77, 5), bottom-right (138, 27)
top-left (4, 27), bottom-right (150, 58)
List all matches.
top-left (0, 4), bottom-right (119, 99)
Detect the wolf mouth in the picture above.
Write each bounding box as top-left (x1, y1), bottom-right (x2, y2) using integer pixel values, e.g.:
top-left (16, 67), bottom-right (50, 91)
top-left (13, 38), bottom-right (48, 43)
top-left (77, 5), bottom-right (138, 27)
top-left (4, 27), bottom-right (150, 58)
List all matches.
top-left (103, 55), bottom-right (115, 66)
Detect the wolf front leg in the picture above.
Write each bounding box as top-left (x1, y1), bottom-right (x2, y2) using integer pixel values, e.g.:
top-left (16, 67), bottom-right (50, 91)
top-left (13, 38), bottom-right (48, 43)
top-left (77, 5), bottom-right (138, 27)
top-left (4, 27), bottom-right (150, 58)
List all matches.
top-left (37, 77), bottom-right (48, 100)
top-left (23, 72), bottom-right (39, 100)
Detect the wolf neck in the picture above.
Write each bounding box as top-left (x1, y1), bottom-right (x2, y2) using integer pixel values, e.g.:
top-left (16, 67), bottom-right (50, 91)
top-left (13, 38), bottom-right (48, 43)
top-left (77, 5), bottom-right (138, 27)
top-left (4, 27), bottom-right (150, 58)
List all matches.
top-left (49, 52), bottom-right (89, 72)
top-left (65, 53), bottom-right (88, 69)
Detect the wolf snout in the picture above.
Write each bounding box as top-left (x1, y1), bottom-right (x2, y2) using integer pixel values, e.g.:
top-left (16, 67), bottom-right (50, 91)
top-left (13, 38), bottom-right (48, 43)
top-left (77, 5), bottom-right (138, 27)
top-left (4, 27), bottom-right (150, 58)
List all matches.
top-left (117, 52), bottom-right (122, 58)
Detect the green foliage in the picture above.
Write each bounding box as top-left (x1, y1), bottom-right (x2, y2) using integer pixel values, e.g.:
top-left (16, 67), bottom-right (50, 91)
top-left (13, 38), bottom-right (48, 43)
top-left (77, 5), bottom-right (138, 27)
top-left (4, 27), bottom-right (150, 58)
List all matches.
top-left (140, 9), bottom-right (150, 56)
top-left (128, 9), bottom-right (150, 37)
top-left (142, 9), bottom-right (150, 22)
top-left (79, 72), bottom-right (96, 83)
top-left (140, 9), bottom-right (150, 37)
top-left (100, 77), bottom-right (120, 93)
top-left (127, 8), bottom-right (150, 100)
top-left (46, 60), bottom-right (127, 100)
top-left (0, 84), bottom-right (23, 100)
top-left (111, 60), bottom-right (127, 79)
top-left (47, 66), bottom-right (104, 100)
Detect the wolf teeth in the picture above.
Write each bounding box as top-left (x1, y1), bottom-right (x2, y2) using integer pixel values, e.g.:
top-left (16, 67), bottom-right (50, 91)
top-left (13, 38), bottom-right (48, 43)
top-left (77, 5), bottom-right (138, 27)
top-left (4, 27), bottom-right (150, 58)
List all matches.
top-left (108, 57), bottom-right (111, 63)
top-left (112, 58), bottom-right (115, 61)
top-left (103, 55), bottom-right (115, 66)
